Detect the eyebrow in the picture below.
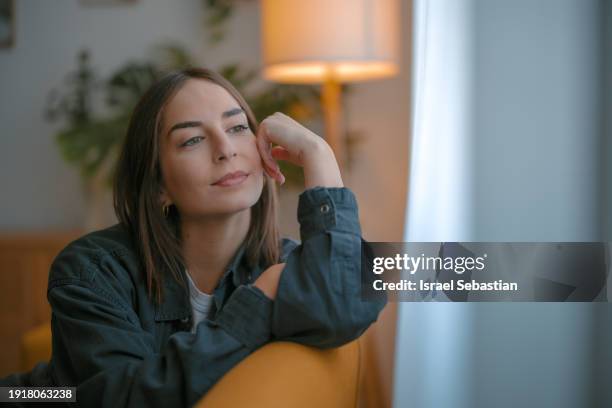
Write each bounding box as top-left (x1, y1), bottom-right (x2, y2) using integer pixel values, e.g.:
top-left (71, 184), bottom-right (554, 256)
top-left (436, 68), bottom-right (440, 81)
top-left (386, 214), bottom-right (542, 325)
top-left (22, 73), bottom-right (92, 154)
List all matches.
top-left (167, 108), bottom-right (245, 136)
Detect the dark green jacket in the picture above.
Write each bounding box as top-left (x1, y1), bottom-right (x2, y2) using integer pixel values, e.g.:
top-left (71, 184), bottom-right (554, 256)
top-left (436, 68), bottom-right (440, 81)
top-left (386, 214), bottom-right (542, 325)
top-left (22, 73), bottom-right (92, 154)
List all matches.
top-left (2, 187), bottom-right (386, 407)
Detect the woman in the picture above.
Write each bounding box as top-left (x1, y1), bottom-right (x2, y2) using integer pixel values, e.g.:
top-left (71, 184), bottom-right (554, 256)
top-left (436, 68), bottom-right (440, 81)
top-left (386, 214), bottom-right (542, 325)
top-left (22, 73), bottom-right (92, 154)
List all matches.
top-left (5, 68), bottom-right (385, 406)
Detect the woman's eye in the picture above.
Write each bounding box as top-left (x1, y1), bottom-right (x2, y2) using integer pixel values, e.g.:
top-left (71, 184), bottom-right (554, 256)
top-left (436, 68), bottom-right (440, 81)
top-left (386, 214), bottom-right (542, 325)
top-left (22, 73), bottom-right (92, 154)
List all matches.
top-left (181, 136), bottom-right (205, 147)
top-left (228, 124), bottom-right (249, 134)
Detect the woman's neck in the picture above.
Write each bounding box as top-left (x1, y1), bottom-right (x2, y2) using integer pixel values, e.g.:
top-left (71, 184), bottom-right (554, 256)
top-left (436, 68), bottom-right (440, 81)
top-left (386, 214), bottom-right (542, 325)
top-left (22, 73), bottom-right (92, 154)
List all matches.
top-left (180, 208), bottom-right (251, 294)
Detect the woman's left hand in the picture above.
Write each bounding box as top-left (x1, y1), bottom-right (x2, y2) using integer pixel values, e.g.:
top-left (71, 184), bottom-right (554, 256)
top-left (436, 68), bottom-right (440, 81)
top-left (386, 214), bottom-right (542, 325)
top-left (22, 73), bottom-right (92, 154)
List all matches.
top-left (256, 112), bottom-right (344, 189)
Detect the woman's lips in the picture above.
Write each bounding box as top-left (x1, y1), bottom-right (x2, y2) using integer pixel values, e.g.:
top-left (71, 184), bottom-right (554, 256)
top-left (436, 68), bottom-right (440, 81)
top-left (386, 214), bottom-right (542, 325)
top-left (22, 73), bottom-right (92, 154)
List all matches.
top-left (212, 172), bottom-right (249, 187)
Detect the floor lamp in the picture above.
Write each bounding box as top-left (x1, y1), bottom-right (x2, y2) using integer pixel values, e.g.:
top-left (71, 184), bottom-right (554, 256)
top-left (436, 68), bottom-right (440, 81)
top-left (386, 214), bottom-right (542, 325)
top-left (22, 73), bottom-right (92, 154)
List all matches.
top-left (260, 0), bottom-right (400, 169)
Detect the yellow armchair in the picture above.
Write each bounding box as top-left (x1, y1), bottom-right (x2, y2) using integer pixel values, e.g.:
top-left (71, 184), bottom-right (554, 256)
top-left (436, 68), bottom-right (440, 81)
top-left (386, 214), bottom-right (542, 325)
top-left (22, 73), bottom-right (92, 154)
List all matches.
top-left (21, 324), bottom-right (362, 407)
top-left (21, 322), bottom-right (52, 373)
top-left (198, 340), bottom-right (361, 408)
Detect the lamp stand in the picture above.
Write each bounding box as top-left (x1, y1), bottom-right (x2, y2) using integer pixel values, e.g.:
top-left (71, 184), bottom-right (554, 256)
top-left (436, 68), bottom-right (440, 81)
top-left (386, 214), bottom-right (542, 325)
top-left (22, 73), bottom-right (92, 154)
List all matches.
top-left (321, 77), bottom-right (345, 169)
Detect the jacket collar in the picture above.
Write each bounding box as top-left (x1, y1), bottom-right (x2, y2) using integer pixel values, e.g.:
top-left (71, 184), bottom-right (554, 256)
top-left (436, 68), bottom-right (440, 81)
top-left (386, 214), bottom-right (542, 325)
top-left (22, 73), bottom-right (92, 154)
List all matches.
top-left (154, 241), bottom-right (249, 321)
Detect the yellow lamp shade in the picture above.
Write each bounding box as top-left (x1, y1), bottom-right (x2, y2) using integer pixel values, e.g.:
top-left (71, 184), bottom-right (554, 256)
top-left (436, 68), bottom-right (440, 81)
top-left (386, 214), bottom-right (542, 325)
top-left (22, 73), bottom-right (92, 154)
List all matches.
top-left (261, 0), bottom-right (400, 83)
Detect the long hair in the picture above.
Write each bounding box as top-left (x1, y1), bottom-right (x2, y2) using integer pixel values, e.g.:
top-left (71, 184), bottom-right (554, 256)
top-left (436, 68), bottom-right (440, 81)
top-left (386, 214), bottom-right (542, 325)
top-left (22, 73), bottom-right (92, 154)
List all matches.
top-left (113, 67), bottom-right (280, 304)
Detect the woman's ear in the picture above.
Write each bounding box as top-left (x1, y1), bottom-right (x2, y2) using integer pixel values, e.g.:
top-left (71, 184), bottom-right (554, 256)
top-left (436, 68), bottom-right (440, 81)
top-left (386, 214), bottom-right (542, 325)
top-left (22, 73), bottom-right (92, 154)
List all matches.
top-left (159, 184), bottom-right (172, 207)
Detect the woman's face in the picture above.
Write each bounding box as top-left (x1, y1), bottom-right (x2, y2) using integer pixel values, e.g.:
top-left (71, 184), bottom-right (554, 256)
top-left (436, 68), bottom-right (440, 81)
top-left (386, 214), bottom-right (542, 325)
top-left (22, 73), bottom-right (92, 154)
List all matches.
top-left (158, 79), bottom-right (265, 220)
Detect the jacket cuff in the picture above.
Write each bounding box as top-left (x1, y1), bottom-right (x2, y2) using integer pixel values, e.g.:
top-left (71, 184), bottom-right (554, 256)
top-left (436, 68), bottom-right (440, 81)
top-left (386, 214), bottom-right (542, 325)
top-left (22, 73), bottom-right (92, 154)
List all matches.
top-left (213, 284), bottom-right (272, 350)
top-left (297, 187), bottom-right (361, 240)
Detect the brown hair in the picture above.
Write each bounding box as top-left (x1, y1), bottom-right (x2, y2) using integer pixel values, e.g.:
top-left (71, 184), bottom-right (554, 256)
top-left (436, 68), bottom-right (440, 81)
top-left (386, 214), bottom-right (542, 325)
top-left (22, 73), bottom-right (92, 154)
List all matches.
top-left (113, 67), bottom-right (280, 303)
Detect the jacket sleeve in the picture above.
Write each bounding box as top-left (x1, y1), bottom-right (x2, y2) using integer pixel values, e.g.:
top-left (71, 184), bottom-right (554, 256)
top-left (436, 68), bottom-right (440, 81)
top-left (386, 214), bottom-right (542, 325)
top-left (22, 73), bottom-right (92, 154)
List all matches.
top-left (271, 187), bottom-right (387, 348)
top-left (48, 266), bottom-right (272, 407)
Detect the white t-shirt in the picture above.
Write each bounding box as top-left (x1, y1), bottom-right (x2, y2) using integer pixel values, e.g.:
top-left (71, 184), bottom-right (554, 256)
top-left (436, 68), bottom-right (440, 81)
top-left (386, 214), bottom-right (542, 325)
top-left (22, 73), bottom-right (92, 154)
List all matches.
top-left (184, 269), bottom-right (214, 333)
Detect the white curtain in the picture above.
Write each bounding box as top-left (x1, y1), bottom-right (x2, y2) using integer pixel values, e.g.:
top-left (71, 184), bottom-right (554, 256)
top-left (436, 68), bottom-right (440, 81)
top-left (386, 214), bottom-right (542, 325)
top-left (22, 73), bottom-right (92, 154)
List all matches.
top-left (395, 1), bottom-right (475, 406)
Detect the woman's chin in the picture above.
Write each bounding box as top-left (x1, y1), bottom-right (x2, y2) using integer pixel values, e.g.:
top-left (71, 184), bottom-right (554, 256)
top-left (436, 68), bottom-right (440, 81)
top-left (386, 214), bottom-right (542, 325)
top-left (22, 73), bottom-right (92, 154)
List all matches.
top-left (207, 192), bottom-right (261, 215)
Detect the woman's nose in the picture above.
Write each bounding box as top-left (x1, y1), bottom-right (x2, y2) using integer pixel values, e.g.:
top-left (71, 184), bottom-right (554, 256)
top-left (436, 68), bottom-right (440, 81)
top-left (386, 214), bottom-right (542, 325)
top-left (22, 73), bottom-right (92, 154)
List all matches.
top-left (211, 130), bottom-right (237, 163)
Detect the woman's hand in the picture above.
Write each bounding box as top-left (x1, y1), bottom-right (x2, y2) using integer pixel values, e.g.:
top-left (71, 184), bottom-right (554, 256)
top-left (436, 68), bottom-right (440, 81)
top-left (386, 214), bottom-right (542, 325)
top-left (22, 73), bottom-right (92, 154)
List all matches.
top-left (253, 263), bottom-right (286, 300)
top-left (256, 112), bottom-right (344, 189)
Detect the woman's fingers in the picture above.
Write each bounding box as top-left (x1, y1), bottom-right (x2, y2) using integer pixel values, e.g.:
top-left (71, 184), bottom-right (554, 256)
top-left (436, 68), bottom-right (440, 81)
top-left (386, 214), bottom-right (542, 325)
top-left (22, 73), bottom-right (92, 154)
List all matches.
top-left (271, 146), bottom-right (291, 161)
top-left (259, 111), bottom-right (334, 186)
top-left (256, 125), bottom-right (277, 172)
top-left (276, 169), bottom-right (286, 185)
top-left (261, 154), bottom-right (284, 185)
top-left (258, 113), bottom-right (314, 164)
top-left (256, 125), bottom-right (285, 184)
top-left (256, 126), bottom-right (275, 170)
top-left (261, 157), bottom-right (276, 179)
top-left (258, 113), bottom-right (296, 148)
top-left (258, 112), bottom-right (343, 189)
top-left (271, 146), bottom-right (300, 166)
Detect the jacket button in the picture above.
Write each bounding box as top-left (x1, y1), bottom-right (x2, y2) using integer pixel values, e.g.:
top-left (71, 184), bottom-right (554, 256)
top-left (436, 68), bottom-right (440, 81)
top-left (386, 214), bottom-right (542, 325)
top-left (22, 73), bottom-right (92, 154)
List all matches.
top-left (320, 203), bottom-right (330, 214)
top-left (180, 317), bottom-right (190, 329)
top-left (179, 318), bottom-right (191, 331)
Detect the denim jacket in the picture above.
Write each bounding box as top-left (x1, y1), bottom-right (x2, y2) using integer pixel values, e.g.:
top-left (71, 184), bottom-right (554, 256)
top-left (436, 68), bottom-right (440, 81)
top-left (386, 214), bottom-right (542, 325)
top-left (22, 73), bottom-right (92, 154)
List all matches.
top-left (2, 187), bottom-right (386, 407)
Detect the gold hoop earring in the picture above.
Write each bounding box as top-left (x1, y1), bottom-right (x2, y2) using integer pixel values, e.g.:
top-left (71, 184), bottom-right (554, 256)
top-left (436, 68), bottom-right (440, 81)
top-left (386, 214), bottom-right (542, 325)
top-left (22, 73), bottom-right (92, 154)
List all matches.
top-left (162, 204), bottom-right (170, 218)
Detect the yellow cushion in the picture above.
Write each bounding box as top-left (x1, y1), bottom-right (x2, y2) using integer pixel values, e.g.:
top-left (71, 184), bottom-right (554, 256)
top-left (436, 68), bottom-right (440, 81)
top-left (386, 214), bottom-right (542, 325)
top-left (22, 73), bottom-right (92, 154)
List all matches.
top-left (21, 322), bottom-right (52, 372)
top-left (197, 340), bottom-right (361, 408)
